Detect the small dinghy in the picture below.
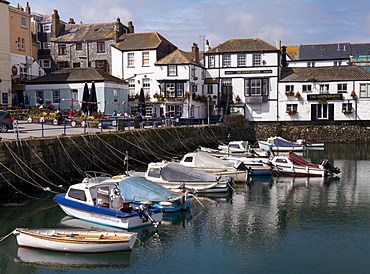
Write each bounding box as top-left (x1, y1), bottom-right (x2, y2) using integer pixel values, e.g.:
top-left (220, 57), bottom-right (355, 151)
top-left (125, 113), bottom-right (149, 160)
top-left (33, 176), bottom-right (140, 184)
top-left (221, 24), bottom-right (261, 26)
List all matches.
top-left (13, 228), bottom-right (137, 253)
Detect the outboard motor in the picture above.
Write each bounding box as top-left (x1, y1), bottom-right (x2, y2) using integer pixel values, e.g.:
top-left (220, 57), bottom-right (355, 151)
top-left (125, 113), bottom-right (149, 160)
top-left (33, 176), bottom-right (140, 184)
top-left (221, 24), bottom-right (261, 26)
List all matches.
top-left (138, 204), bottom-right (159, 227)
top-left (321, 159), bottom-right (341, 174)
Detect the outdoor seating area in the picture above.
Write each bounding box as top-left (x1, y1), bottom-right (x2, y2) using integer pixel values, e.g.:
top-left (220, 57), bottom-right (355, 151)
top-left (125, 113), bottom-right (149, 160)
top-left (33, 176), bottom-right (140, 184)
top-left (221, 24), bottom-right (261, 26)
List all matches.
top-left (6, 107), bottom-right (29, 120)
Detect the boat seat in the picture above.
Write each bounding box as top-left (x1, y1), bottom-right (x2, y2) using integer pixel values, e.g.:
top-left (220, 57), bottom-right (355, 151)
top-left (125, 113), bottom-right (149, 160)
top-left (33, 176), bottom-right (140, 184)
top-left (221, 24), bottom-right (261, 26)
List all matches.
top-left (120, 201), bottom-right (133, 213)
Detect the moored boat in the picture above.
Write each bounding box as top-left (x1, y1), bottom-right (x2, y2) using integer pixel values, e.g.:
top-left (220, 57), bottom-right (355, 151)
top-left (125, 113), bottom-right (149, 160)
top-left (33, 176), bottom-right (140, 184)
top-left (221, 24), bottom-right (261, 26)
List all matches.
top-left (179, 151), bottom-right (251, 182)
top-left (13, 228), bottom-right (137, 253)
top-left (270, 152), bottom-right (340, 177)
top-left (54, 171), bottom-right (163, 230)
top-left (142, 161), bottom-right (233, 193)
top-left (258, 136), bottom-right (306, 152)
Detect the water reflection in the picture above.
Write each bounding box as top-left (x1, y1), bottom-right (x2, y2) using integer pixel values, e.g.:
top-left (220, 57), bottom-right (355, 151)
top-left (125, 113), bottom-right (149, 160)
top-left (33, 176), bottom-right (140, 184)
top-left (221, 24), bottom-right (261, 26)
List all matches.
top-left (14, 247), bottom-right (137, 269)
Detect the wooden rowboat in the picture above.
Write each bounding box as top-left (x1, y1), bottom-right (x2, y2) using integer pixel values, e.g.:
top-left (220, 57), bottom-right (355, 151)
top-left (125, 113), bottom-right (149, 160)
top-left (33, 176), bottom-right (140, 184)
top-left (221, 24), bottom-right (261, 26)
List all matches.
top-left (13, 228), bottom-right (137, 253)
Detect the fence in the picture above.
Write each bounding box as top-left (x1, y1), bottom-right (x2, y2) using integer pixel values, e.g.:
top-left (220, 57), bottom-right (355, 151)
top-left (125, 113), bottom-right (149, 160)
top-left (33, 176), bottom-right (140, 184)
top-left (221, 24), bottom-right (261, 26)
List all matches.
top-left (12, 116), bottom-right (223, 140)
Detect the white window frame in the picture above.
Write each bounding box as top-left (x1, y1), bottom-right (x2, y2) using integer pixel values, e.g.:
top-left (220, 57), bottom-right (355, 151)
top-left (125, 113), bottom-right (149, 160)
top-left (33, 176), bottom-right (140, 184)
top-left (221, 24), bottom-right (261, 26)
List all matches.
top-left (320, 84), bottom-right (329, 93)
top-left (21, 16), bottom-right (26, 28)
top-left (237, 54), bottom-right (246, 67)
top-left (208, 55), bottom-right (215, 68)
top-left (128, 79), bottom-right (135, 94)
top-left (52, 90), bottom-right (60, 104)
top-left (222, 55), bottom-right (231, 67)
top-left (317, 104), bottom-right (328, 119)
top-left (168, 65), bottom-right (177, 76)
top-left (127, 53), bottom-right (135, 68)
top-left (253, 54), bottom-right (261, 66)
top-left (143, 78), bottom-right (150, 94)
top-left (337, 83), bottom-right (347, 93)
top-left (142, 52), bottom-right (149, 66)
top-left (302, 84), bottom-right (312, 93)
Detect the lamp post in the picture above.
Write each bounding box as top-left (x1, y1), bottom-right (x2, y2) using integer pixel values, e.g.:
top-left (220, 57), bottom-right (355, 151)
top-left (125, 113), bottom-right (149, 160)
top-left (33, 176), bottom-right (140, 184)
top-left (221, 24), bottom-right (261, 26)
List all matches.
top-left (207, 96), bottom-right (210, 124)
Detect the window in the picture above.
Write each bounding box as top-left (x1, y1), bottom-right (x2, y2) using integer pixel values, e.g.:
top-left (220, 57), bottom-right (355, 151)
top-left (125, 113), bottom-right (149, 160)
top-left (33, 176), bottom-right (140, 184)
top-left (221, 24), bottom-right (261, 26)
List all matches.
top-left (245, 78), bottom-right (269, 96)
top-left (58, 44), bottom-right (66, 55)
top-left (337, 83), bottom-right (347, 93)
top-left (43, 25), bottom-right (51, 32)
top-left (95, 60), bottom-right (107, 72)
top-left (302, 84), bottom-right (312, 93)
top-left (40, 59), bottom-right (51, 68)
top-left (52, 90), bottom-right (60, 104)
top-left (142, 52), bottom-right (149, 66)
top-left (285, 85), bottom-right (294, 92)
top-left (36, 90), bottom-right (43, 105)
top-left (207, 84), bottom-right (213, 94)
top-left (68, 188), bottom-right (87, 201)
top-left (114, 89), bottom-right (118, 102)
top-left (360, 84), bottom-right (370, 98)
top-left (56, 61), bottom-right (68, 69)
top-left (128, 79), bottom-right (135, 94)
top-left (21, 17), bottom-right (26, 28)
top-left (166, 83), bottom-right (175, 97)
top-left (76, 43), bottom-right (82, 50)
top-left (97, 42), bottom-right (105, 53)
top-left (320, 84), bottom-right (329, 93)
top-left (342, 103), bottom-right (353, 113)
top-left (223, 55), bottom-right (231, 67)
top-left (253, 54), bottom-right (261, 66)
top-left (237, 54), bottom-right (246, 67)
top-left (143, 78), bottom-right (150, 94)
top-left (307, 62), bottom-right (315, 67)
top-left (43, 42), bottom-right (50, 49)
top-left (17, 37), bottom-right (21, 49)
top-left (208, 55), bottom-right (215, 68)
top-left (127, 53), bottom-right (134, 67)
top-left (21, 38), bottom-right (25, 50)
top-left (317, 104), bottom-right (328, 119)
top-left (286, 104), bottom-right (298, 114)
top-left (176, 83), bottom-right (184, 97)
top-left (73, 62), bottom-right (81, 68)
top-left (168, 65), bottom-right (177, 76)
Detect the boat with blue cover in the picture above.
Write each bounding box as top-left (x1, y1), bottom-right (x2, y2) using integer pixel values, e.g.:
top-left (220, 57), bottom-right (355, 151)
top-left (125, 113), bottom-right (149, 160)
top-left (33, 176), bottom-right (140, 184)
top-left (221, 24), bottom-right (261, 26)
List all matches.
top-left (54, 171), bottom-right (163, 230)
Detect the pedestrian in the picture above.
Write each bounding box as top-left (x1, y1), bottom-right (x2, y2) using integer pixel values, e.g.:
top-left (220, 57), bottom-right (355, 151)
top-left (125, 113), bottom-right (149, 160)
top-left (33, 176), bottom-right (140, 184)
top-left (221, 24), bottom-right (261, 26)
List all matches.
top-left (68, 109), bottom-right (73, 118)
top-left (112, 110), bottom-right (117, 117)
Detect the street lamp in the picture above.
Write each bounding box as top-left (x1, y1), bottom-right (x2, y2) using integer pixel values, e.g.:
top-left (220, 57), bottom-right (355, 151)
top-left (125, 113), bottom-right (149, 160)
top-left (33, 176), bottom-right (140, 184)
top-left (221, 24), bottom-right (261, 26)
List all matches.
top-left (207, 96), bottom-right (210, 124)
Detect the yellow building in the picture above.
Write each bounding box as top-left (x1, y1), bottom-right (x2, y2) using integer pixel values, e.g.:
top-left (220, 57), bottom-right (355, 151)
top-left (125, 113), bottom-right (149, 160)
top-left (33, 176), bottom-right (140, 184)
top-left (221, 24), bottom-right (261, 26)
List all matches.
top-left (0, 0), bottom-right (10, 106)
top-left (9, 2), bottom-right (41, 106)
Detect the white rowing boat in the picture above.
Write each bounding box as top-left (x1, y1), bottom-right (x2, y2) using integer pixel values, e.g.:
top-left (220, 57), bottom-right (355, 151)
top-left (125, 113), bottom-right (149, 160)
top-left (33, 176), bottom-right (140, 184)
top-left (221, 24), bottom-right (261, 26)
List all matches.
top-left (13, 228), bottom-right (137, 253)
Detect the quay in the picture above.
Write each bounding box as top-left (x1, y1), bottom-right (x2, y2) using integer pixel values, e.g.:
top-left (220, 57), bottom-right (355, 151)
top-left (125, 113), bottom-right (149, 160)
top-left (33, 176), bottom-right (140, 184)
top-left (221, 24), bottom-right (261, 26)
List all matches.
top-left (1, 118), bottom-right (370, 199)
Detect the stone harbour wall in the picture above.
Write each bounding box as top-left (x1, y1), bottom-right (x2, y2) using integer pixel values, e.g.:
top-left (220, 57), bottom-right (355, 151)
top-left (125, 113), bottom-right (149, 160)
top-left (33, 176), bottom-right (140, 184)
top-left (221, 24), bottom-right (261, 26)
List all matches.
top-left (1, 122), bottom-right (370, 198)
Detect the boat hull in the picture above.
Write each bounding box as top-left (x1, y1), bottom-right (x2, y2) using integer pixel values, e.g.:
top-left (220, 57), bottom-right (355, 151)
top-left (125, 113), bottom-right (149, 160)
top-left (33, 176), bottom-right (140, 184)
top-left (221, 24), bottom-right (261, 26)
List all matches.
top-left (258, 141), bottom-right (305, 152)
top-left (55, 194), bottom-right (162, 230)
top-left (149, 179), bottom-right (231, 193)
top-left (13, 228), bottom-right (136, 253)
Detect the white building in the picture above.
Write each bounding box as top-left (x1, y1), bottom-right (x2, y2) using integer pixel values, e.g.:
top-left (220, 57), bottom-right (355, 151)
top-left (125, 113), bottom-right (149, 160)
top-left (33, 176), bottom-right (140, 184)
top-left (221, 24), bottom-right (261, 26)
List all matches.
top-left (204, 38), bottom-right (280, 120)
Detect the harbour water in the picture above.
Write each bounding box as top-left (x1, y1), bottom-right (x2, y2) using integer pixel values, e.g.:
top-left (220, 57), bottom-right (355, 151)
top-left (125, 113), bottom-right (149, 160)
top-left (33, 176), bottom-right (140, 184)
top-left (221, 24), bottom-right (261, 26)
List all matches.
top-left (1, 143), bottom-right (370, 273)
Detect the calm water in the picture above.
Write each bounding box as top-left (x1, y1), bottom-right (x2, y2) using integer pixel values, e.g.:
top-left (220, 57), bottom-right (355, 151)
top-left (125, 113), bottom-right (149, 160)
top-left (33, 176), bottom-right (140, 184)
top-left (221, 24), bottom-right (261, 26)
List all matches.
top-left (1, 143), bottom-right (370, 274)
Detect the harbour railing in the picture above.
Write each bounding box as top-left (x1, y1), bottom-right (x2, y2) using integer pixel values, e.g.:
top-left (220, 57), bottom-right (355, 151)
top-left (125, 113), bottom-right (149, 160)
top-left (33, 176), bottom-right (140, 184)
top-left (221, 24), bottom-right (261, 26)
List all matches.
top-left (11, 116), bottom-right (223, 140)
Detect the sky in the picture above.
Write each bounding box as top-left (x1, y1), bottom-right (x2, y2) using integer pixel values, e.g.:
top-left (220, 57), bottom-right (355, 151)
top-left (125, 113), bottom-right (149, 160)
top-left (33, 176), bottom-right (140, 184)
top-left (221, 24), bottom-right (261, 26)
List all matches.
top-left (18, 0), bottom-right (370, 51)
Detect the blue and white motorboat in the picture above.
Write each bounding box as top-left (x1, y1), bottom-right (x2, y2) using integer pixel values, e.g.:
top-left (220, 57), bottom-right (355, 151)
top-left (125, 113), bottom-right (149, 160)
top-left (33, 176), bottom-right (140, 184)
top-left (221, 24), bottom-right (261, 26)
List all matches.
top-left (54, 171), bottom-right (163, 230)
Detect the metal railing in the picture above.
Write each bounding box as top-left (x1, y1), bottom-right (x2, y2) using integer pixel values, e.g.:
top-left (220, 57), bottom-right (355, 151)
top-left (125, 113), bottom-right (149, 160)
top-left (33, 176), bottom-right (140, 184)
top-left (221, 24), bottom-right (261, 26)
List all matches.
top-left (11, 116), bottom-right (223, 140)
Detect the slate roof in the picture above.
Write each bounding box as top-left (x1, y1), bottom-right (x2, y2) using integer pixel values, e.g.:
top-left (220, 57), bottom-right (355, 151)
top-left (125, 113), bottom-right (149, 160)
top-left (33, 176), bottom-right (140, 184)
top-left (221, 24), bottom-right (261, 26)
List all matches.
top-left (280, 66), bottom-right (370, 82)
top-left (51, 22), bottom-right (120, 42)
top-left (26, 68), bottom-right (126, 84)
top-left (112, 32), bottom-right (176, 51)
top-left (205, 38), bottom-right (277, 54)
top-left (155, 49), bottom-right (204, 67)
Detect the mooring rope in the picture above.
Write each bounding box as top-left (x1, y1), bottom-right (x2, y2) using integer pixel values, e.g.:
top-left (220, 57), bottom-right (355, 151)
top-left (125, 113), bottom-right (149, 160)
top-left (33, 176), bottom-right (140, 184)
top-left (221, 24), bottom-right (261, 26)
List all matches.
top-left (4, 142), bottom-right (63, 191)
top-left (0, 170), bottom-right (41, 198)
top-left (0, 230), bottom-right (15, 242)
top-left (57, 137), bottom-right (85, 176)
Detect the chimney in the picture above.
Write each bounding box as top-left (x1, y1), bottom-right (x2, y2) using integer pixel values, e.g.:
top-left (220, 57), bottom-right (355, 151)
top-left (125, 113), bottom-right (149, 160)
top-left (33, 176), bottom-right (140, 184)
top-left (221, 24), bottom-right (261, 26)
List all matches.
top-left (192, 43), bottom-right (199, 63)
top-left (204, 40), bottom-right (211, 52)
top-left (276, 39), bottom-right (281, 50)
top-left (25, 2), bottom-right (31, 14)
top-left (52, 10), bottom-right (61, 38)
top-left (127, 21), bottom-right (134, 33)
top-left (68, 18), bottom-right (75, 24)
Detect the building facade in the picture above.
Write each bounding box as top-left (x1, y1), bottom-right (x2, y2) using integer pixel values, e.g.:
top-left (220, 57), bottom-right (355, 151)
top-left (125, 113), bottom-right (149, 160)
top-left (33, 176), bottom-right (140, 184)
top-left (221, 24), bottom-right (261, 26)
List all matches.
top-left (0, 0), bottom-right (11, 107)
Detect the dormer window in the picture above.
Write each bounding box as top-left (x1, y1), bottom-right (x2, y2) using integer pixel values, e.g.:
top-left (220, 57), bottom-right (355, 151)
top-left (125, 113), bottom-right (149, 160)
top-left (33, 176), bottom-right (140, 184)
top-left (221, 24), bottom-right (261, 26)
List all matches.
top-left (168, 65), bottom-right (177, 76)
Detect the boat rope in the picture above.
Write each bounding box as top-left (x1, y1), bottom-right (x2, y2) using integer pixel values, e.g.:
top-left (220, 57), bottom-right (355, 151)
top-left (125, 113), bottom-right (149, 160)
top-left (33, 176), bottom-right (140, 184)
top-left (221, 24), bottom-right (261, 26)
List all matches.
top-left (24, 140), bottom-right (70, 185)
top-left (4, 142), bottom-right (64, 191)
top-left (190, 194), bottom-right (207, 209)
top-left (149, 129), bottom-right (183, 158)
top-left (134, 235), bottom-right (153, 251)
top-left (0, 230), bottom-right (15, 242)
top-left (56, 137), bottom-right (85, 176)
top-left (0, 172), bottom-right (36, 198)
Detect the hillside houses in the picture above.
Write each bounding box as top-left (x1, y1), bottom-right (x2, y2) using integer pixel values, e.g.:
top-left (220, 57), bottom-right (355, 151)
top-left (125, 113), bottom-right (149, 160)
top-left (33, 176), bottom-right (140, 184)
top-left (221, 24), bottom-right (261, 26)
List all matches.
top-left (3, 3), bottom-right (370, 125)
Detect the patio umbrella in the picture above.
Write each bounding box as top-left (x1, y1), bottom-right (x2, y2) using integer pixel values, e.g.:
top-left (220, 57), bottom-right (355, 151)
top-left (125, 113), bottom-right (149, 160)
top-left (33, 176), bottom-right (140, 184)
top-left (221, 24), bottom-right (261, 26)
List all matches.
top-left (138, 88), bottom-right (146, 116)
top-left (88, 81), bottom-right (98, 114)
top-left (81, 82), bottom-right (89, 114)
